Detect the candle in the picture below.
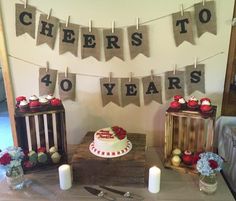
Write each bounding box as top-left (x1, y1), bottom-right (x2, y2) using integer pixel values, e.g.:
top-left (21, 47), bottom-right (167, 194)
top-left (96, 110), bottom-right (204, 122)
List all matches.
top-left (148, 166), bottom-right (161, 193)
top-left (58, 164), bottom-right (72, 190)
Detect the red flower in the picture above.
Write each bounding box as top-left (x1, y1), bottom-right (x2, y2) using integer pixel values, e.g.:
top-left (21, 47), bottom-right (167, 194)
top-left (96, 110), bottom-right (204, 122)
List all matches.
top-left (112, 126), bottom-right (127, 140)
top-left (209, 159), bottom-right (218, 169)
top-left (0, 153), bottom-right (11, 165)
top-left (37, 147), bottom-right (46, 153)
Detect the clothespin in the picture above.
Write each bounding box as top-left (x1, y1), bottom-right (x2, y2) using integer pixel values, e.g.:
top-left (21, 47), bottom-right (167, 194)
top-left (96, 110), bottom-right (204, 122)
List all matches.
top-left (202, 0), bottom-right (205, 6)
top-left (24, 0), bottom-right (27, 9)
top-left (65, 67), bottom-right (68, 78)
top-left (136, 17), bottom-right (139, 30)
top-left (66, 16), bottom-right (70, 27)
top-left (194, 57), bottom-right (198, 69)
top-left (112, 20), bottom-right (115, 33)
top-left (180, 4), bottom-right (184, 16)
top-left (47, 8), bottom-right (52, 20)
top-left (151, 70), bottom-right (154, 81)
top-left (89, 20), bottom-right (92, 33)
top-left (109, 72), bottom-right (112, 82)
top-left (129, 72), bottom-right (132, 82)
top-left (46, 61), bottom-right (49, 72)
top-left (173, 64), bottom-right (177, 75)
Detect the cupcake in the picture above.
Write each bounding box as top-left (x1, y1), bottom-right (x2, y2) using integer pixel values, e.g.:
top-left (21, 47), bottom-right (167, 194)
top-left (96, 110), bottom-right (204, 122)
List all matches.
top-left (169, 100), bottom-right (181, 111)
top-left (46, 94), bottom-right (55, 101)
top-left (200, 98), bottom-right (213, 118)
top-left (29, 100), bottom-right (41, 109)
top-left (28, 150), bottom-right (38, 165)
top-left (51, 98), bottom-right (61, 106)
top-left (39, 97), bottom-right (49, 106)
top-left (16, 96), bottom-right (26, 108)
top-left (19, 100), bottom-right (29, 111)
top-left (171, 155), bottom-right (181, 167)
top-left (29, 95), bottom-right (39, 102)
top-left (49, 146), bottom-right (58, 155)
top-left (38, 152), bottom-right (48, 164)
top-left (187, 96), bottom-right (199, 110)
top-left (182, 150), bottom-right (193, 165)
top-left (51, 152), bottom-right (61, 164)
top-left (172, 148), bottom-right (182, 156)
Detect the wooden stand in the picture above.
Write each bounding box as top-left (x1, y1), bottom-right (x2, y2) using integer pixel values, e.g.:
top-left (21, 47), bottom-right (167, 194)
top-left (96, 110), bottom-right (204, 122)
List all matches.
top-left (72, 132), bottom-right (146, 186)
top-left (164, 107), bottom-right (217, 173)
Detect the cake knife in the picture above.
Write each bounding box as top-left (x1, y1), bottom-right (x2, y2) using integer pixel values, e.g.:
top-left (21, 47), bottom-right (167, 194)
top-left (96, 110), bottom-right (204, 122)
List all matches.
top-left (84, 186), bottom-right (116, 201)
top-left (99, 186), bottom-right (144, 200)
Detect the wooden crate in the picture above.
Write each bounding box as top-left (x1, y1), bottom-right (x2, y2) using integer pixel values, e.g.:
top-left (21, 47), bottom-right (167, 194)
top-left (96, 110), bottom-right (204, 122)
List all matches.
top-left (14, 105), bottom-right (67, 171)
top-left (72, 132), bottom-right (146, 186)
top-left (164, 107), bottom-right (217, 173)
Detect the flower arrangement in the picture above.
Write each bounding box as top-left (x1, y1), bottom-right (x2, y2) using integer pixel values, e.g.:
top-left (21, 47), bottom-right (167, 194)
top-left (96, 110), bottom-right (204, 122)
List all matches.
top-left (196, 152), bottom-right (223, 176)
top-left (0, 147), bottom-right (24, 176)
top-left (112, 126), bottom-right (127, 140)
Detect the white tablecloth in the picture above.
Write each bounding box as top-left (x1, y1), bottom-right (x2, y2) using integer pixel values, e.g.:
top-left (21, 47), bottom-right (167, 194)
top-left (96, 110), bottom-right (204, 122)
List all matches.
top-left (215, 116), bottom-right (236, 192)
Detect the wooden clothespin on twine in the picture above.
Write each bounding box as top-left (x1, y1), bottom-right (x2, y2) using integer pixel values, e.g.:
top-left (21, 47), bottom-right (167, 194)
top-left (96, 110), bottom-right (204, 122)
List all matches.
top-left (180, 4), bottom-right (184, 16)
top-left (47, 8), bottom-right (52, 20)
top-left (111, 20), bottom-right (115, 33)
top-left (151, 70), bottom-right (154, 81)
top-left (194, 57), bottom-right (198, 69)
top-left (66, 16), bottom-right (70, 27)
top-left (65, 67), bottom-right (68, 78)
top-left (202, 0), bottom-right (206, 6)
top-left (24, 0), bottom-right (27, 9)
top-left (89, 19), bottom-right (92, 33)
top-left (46, 61), bottom-right (49, 72)
top-left (173, 64), bottom-right (177, 75)
top-left (136, 17), bottom-right (139, 30)
top-left (108, 72), bottom-right (112, 82)
top-left (129, 72), bottom-right (132, 82)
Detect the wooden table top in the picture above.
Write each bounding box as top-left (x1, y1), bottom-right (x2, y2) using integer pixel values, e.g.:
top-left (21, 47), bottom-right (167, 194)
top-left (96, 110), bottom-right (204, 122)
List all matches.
top-left (0, 147), bottom-right (235, 201)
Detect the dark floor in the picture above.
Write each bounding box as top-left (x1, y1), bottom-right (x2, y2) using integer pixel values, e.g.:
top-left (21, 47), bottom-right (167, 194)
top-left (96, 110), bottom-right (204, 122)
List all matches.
top-left (0, 100), bottom-right (13, 149)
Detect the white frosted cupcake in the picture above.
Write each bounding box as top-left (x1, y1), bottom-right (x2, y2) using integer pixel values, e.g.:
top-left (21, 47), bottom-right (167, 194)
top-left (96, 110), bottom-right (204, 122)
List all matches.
top-left (19, 100), bottom-right (29, 111)
top-left (29, 95), bottom-right (39, 102)
top-left (46, 94), bottom-right (54, 101)
top-left (39, 97), bottom-right (49, 105)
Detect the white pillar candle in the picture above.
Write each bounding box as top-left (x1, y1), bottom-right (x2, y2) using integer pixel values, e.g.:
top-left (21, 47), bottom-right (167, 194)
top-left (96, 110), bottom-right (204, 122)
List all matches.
top-left (148, 166), bottom-right (161, 193)
top-left (58, 164), bottom-right (72, 190)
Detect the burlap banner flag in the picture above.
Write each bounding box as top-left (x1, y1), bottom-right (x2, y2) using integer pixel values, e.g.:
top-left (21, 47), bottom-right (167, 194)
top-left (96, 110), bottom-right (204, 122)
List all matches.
top-left (185, 64), bottom-right (205, 95)
top-left (194, 1), bottom-right (217, 37)
top-left (121, 78), bottom-right (140, 107)
top-left (36, 14), bottom-right (59, 49)
top-left (103, 28), bottom-right (124, 61)
top-left (15, 4), bottom-right (36, 38)
top-left (172, 11), bottom-right (195, 46)
top-left (127, 25), bottom-right (150, 59)
top-left (165, 70), bottom-right (185, 100)
top-left (81, 27), bottom-right (101, 61)
top-left (100, 77), bottom-right (120, 106)
top-left (142, 75), bottom-right (162, 105)
top-left (59, 23), bottom-right (79, 56)
top-left (58, 73), bottom-right (76, 101)
top-left (39, 68), bottom-right (57, 96)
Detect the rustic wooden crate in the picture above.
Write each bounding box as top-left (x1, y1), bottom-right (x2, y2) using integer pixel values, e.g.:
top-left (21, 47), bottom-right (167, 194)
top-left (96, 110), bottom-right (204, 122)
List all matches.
top-left (72, 132), bottom-right (146, 186)
top-left (164, 107), bottom-right (217, 173)
top-left (14, 105), bottom-right (67, 171)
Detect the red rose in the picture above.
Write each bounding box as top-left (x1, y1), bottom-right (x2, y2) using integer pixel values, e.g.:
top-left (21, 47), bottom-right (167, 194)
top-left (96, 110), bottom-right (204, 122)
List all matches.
top-left (112, 126), bottom-right (127, 140)
top-left (0, 153), bottom-right (11, 165)
top-left (209, 159), bottom-right (218, 169)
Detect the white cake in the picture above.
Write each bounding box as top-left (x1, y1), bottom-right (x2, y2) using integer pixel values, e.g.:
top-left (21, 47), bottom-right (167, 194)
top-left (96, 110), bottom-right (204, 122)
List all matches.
top-left (89, 127), bottom-right (132, 158)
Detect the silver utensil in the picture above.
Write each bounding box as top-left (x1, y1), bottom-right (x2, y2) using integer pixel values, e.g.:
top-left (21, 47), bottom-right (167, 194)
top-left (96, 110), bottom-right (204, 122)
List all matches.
top-left (99, 185), bottom-right (144, 200)
top-left (84, 186), bottom-right (116, 201)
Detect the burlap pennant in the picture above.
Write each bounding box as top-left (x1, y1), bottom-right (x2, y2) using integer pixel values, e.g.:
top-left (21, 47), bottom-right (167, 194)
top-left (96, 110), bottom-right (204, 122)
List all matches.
top-left (81, 27), bottom-right (101, 61)
top-left (194, 1), bottom-right (217, 37)
top-left (121, 78), bottom-right (140, 107)
top-left (59, 23), bottom-right (79, 56)
top-left (165, 71), bottom-right (185, 100)
top-left (127, 25), bottom-right (150, 59)
top-left (185, 64), bottom-right (205, 95)
top-left (15, 4), bottom-right (36, 38)
top-left (100, 77), bottom-right (120, 106)
top-left (58, 73), bottom-right (76, 101)
top-left (36, 14), bottom-right (59, 49)
top-left (103, 28), bottom-right (124, 61)
top-left (172, 11), bottom-right (195, 46)
top-left (39, 68), bottom-right (57, 96)
top-left (142, 75), bottom-right (162, 105)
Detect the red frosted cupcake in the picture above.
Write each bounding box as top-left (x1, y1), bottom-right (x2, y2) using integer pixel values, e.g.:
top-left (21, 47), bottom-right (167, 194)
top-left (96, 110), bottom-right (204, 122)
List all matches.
top-left (51, 98), bottom-right (61, 106)
top-left (174, 95), bottom-right (187, 110)
top-left (187, 96), bottom-right (199, 110)
top-left (16, 96), bottom-right (26, 108)
top-left (29, 100), bottom-right (41, 111)
top-left (169, 100), bottom-right (181, 111)
top-left (19, 100), bottom-right (29, 112)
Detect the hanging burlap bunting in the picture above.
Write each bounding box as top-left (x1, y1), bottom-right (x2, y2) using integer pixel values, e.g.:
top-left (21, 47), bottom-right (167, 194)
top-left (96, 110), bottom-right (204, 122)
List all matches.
top-left (121, 78), bottom-right (140, 107)
top-left (194, 1), bottom-right (217, 37)
top-left (103, 28), bottom-right (124, 61)
top-left (59, 23), bottom-right (79, 56)
top-left (142, 75), bottom-right (162, 105)
top-left (15, 4), bottom-right (36, 38)
top-left (165, 70), bottom-right (185, 100)
top-left (100, 77), bottom-right (120, 106)
top-left (127, 25), bottom-right (150, 59)
top-left (39, 68), bottom-right (57, 96)
top-left (172, 11), bottom-right (195, 46)
top-left (36, 14), bottom-right (59, 49)
top-left (185, 64), bottom-right (205, 95)
top-left (81, 27), bottom-right (101, 61)
top-left (58, 73), bottom-right (76, 101)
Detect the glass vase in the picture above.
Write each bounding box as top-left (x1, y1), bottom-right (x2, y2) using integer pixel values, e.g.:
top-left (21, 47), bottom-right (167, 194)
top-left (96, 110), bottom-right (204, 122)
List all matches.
top-left (6, 165), bottom-right (24, 190)
top-left (199, 173), bottom-right (217, 194)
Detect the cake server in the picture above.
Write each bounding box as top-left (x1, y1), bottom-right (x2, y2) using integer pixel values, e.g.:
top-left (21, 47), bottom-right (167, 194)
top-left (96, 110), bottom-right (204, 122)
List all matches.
top-left (84, 186), bottom-right (116, 201)
top-left (99, 186), bottom-right (144, 200)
